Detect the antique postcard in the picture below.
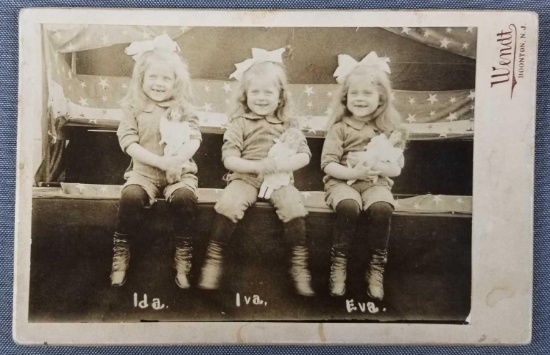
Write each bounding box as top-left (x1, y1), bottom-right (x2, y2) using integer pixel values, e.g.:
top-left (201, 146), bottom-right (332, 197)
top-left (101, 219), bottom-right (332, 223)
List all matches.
top-left (14, 8), bottom-right (536, 345)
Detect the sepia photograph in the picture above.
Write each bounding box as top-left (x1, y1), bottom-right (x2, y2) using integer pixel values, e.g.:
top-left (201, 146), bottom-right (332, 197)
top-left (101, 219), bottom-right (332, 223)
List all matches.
top-left (14, 8), bottom-right (536, 345)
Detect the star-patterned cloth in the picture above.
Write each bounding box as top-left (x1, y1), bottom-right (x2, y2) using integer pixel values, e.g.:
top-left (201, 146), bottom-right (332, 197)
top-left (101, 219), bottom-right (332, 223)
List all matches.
top-left (45, 24), bottom-right (189, 53)
top-left (56, 183), bottom-right (472, 215)
top-left (48, 73), bottom-right (475, 140)
top-left (384, 27), bottom-right (477, 59)
top-left (43, 24), bottom-right (475, 142)
top-left (393, 194), bottom-right (472, 214)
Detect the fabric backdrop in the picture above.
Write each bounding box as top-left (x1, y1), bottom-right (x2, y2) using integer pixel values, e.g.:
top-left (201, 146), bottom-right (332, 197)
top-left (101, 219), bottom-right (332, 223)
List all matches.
top-left (43, 25), bottom-right (476, 140)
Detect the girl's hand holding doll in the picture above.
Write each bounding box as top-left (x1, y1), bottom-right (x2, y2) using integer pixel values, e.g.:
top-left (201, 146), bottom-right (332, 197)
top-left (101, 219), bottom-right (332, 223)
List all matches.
top-left (346, 151), bottom-right (361, 167)
top-left (270, 152), bottom-right (310, 173)
top-left (245, 151), bottom-right (309, 178)
top-left (224, 156), bottom-right (277, 176)
top-left (256, 152), bottom-right (309, 178)
top-left (158, 154), bottom-right (189, 173)
top-left (348, 155), bottom-right (403, 179)
top-left (257, 157), bottom-right (279, 176)
top-left (370, 160), bottom-right (403, 178)
top-left (351, 162), bottom-right (380, 182)
top-left (324, 161), bottom-right (376, 182)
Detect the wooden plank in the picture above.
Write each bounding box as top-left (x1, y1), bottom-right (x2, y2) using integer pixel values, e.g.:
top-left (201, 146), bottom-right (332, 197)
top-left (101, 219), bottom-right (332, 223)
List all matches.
top-left (29, 197), bottom-right (471, 322)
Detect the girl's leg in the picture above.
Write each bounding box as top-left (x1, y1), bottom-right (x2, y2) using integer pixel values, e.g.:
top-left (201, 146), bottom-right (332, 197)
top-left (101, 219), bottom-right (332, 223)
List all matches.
top-left (198, 213), bottom-right (237, 290)
top-left (284, 217), bottom-right (315, 296)
top-left (362, 201), bottom-right (393, 300)
top-left (111, 185), bottom-right (150, 286)
top-left (167, 187), bottom-right (197, 289)
top-left (271, 186), bottom-right (314, 296)
top-left (331, 199), bottom-right (361, 296)
top-left (198, 180), bottom-right (257, 290)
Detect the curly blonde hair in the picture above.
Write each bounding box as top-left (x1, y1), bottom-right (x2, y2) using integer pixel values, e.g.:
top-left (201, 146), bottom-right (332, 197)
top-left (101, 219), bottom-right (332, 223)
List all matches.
top-left (120, 50), bottom-right (195, 119)
top-left (326, 65), bottom-right (402, 134)
top-left (228, 61), bottom-right (296, 126)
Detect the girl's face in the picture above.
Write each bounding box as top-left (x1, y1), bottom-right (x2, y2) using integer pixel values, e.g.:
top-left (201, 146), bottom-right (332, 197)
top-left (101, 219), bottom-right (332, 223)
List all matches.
top-left (246, 75), bottom-right (280, 117)
top-left (142, 61), bottom-right (175, 103)
top-left (346, 76), bottom-right (380, 122)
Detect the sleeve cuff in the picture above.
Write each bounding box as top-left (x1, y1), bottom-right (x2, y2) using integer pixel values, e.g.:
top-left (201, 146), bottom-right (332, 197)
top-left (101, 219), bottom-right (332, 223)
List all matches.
top-left (120, 136), bottom-right (139, 153)
top-left (320, 157), bottom-right (338, 171)
top-left (190, 132), bottom-right (202, 142)
top-left (299, 148), bottom-right (312, 158)
top-left (222, 149), bottom-right (241, 161)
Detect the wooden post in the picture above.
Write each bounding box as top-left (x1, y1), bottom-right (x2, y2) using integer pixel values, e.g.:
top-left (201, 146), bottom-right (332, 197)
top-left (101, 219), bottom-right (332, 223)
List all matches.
top-left (71, 52), bottom-right (76, 74)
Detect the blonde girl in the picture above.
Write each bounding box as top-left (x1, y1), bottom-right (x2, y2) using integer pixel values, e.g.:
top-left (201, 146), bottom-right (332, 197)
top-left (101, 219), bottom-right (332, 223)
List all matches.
top-left (321, 52), bottom-right (406, 299)
top-left (111, 35), bottom-right (201, 289)
top-left (197, 48), bottom-right (315, 296)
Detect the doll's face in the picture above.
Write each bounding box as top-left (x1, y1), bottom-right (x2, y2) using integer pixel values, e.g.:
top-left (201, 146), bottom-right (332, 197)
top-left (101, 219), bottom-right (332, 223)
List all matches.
top-left (170, 107), bottom-right (183, 122)
top-left (282, 131), bottom-right (302, 149)
top-left (389, 131), bottom-right (402, 145)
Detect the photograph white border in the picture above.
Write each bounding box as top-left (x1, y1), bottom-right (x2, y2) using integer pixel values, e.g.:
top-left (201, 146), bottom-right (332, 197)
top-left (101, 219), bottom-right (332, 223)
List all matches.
top-left (15, 8), bottom-right (537, 345)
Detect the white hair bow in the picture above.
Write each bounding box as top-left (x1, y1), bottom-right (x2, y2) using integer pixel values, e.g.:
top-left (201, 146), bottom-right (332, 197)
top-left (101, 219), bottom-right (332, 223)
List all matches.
top-left (125, 34), bottom-right (180, 61)
top-left (333, 52), bottom-right (391, 84)
top-left (229, 47), bottom-right (286, 81)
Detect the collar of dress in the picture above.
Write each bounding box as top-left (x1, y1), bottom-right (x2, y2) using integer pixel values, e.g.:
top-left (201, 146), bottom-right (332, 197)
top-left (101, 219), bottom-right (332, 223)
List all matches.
top-left (343, 116), bottom-right (379, 132)
top-left (142, 99), bottom-right (175, 113)
top-left (242, 111), bottom-right (283, 124)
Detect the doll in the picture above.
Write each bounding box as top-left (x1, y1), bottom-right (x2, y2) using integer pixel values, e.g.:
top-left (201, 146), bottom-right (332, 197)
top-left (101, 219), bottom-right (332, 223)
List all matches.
top-left (159, 106), bottom-right (193, 184)
top-left (258, 128), bottom-right (305, 199)
top-left (347, 130), bottom-right (404, 185)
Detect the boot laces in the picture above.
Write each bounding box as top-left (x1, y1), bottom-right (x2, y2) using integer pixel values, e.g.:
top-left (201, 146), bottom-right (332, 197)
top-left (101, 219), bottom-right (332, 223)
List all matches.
top-left (174, 242), bottom-right (193, 273)
top-left (112, 238), bottom-right (130, 271)
top-left (290, 247), bottom-right (315, 296)
top-left (205, 242), bottom-right (223, 266)
top-left (330, 249), bottom-right (347, 273)
top-left (367, 250), bottom-right (387, 285)
top-left (198, 241), bottom-right (225, 289)
top-left (330, 249), bottom-right (347, 295)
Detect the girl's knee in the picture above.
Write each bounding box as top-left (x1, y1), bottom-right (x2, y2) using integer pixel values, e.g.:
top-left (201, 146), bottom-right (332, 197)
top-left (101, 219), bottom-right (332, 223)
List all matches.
top-left (215, 184), bottom-right (256, 222)
top-left (117, 186), bottom-right (149, 234)
top-left (169, 188), bottom-right (197, 214)
top-left (365, 202), bottom-right (393, 220)
top-left (335, 199), bottom-right (361, 222)
top-left (275, 204), bottom-right (308, 223)
top-left (272, 188), bottom-right (308, 222)
top-left (120, 185), bottom-right (149, 209)
top-left (214, 198), bottom-right (247, 223)
top-left (214, 205), bottom-right (244, 223)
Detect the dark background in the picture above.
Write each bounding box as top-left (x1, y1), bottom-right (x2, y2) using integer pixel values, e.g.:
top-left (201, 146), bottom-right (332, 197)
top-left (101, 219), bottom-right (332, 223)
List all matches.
top-left (62, 129), bottom-right (474, 195)
top-left (2, 1), bottom-right (549, 355)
